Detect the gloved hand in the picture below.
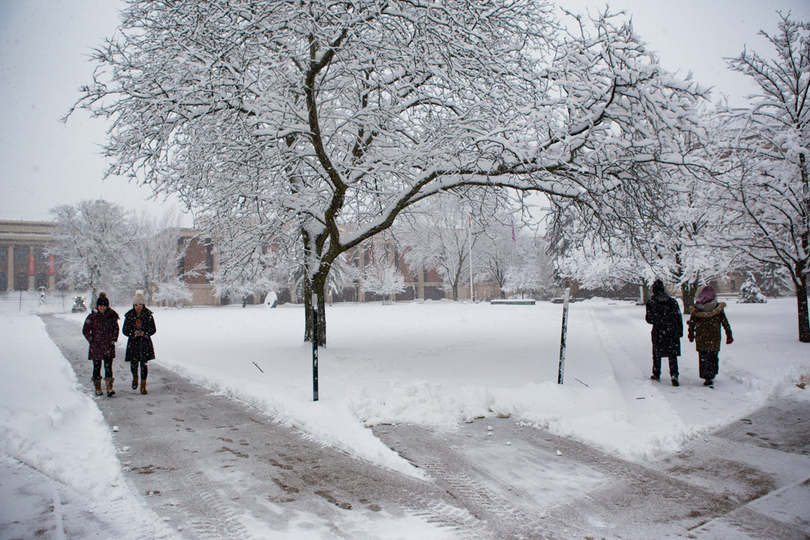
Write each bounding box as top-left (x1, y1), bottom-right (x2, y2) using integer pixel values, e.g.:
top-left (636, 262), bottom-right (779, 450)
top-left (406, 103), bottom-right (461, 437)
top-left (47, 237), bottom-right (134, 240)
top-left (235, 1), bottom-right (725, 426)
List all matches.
top-left (688, 333), bottom-right (695, 342)
top-left (726, 336), bottom-right (733, 345)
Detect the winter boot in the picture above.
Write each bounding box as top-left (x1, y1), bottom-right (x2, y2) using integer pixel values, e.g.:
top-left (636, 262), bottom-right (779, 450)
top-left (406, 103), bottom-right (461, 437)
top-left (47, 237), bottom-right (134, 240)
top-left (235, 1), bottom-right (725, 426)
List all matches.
top-left (140, 380), bottom-right (148, 395)
top-left (671, 377), bottom-right (679, 387)
top-left (132, 375), bottom-right (139, 390)
top-left (92, 377), bottom-right (103, 396)
top-left (105, 377), bottom-right (115, 397)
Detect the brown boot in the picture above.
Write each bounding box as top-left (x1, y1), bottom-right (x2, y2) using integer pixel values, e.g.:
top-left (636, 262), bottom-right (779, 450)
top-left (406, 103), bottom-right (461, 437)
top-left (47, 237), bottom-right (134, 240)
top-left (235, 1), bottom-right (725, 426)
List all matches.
top-left (140, 380), bottom-right (147, 395)
top-left (132, 376), bottom-right (139, 390)
top-left (105, 377), bottom-right (115, 397)
top-left (92, 377), bottom-right (103, 396)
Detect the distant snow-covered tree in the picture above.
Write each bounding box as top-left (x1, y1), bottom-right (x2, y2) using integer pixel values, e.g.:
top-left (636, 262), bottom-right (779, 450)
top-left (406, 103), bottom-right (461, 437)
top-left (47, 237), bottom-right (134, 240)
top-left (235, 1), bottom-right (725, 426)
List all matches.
top-left (759, 262), bottom-right (791, 297)
top-left (551, 110), bottom-right (741, 313)
top-left (738, 275), bottom-right (767, 303)
top-left (153, 279), bottom-right (193, 307)
top-left (361, 243), bottom-right (405, 302)
top-left (49, 200), bottom-right (135, 305)
top-left (503, 233), bottom-right (555, 298)
top-left (124, 209), bottom-right (194, 306)
top-left (400, 195), bottom-right (477, 301)
top-left (72, 1), bottom-right (706, 345)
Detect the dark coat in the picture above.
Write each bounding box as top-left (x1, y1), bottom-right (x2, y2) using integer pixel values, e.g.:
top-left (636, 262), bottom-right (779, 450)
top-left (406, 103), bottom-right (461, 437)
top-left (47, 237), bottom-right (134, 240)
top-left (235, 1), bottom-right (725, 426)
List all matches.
top-left (688, 302), bottom-right (732, 352)
top-left (645, 294), bottom-right (683, 358)
top-left (122, 307), bottom-right (156, 362)
top-left (83, 308), bottom-right (120, 360)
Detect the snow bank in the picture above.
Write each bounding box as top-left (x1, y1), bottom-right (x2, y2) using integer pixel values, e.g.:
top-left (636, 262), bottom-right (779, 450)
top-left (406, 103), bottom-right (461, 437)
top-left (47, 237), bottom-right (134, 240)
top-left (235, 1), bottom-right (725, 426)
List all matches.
top-left (53, 297), bottom-right (809, 472)
top-left (0, 308), bottom-right (175, 538)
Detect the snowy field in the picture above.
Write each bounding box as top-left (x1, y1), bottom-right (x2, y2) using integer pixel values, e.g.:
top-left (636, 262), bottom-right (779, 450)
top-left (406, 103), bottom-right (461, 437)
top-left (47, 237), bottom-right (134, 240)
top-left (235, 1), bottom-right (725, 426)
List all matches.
top-left (1, 291), bottom-right (809, 537)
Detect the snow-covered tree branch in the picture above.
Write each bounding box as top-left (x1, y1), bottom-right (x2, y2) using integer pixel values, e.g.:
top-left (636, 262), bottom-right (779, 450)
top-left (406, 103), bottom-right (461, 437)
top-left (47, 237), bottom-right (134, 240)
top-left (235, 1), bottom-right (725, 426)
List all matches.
top-left (718, 14), bottom-right (810, 342)
top-left (70, 0), bottom-right (707, 345)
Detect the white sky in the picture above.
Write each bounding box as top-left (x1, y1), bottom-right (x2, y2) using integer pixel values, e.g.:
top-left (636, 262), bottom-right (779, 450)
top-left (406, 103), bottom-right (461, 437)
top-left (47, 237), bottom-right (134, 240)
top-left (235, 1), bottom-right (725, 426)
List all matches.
top-left (0, 0), bottom-right (808, 223)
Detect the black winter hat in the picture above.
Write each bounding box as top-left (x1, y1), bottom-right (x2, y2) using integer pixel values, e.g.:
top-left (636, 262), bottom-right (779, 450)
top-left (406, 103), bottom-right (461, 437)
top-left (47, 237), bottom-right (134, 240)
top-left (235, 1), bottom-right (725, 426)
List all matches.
top-left (96, 293), bottom-right (109, 307)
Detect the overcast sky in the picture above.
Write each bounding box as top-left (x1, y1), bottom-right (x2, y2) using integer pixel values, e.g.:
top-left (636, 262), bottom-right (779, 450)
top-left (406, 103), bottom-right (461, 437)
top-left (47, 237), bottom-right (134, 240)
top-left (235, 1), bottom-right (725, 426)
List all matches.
top-left (1, 0), bottom-right (808, 224)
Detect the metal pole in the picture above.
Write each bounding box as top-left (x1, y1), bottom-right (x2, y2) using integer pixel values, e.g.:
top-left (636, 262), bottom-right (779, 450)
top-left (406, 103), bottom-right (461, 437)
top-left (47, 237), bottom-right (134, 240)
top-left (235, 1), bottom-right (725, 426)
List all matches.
top-left (557, 287), bottom-right (570, 384)
top-left (312, 292), bottom-right (319, 401)
top-left (468, 218), bottom-right (474, 302)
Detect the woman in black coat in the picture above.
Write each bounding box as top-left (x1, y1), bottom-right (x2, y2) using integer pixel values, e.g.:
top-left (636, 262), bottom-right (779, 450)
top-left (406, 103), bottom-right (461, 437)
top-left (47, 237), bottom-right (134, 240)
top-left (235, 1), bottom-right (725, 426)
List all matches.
top-left (645, 279), bottom-right (683, 386)
top-left (122, 290), bottom-right (156, 394)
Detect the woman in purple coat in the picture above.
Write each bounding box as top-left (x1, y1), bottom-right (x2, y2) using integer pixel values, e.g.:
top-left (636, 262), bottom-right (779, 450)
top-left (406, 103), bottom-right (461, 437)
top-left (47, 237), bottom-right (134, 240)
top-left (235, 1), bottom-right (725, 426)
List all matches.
top-left (82, 292), bottom-right (120, 396)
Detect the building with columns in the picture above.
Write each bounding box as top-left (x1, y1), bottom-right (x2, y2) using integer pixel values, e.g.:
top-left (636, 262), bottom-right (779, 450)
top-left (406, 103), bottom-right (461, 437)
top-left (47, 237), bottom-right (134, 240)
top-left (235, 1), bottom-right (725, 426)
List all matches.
top-left (0, 220), bottom-right (58, 292)
top-left (0, 221), bottom-right (221, 305)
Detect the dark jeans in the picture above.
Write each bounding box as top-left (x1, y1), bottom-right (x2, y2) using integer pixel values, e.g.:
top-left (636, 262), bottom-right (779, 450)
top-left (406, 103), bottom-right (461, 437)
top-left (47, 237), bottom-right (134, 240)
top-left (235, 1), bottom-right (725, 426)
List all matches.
top-left (698, 351), bottom-right (719, 381)
top-left (652, 357), bottom-right (679, 379)
top-left (92, 357), bottom-right (113, 379)
top-left (130, 360), bottom-right (148, 381)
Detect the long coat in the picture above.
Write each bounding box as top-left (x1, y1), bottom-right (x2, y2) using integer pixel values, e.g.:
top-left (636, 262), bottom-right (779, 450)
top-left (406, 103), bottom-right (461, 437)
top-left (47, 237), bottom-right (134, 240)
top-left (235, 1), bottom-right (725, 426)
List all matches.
top-left (122, 307), bottom-right (156, 362)
top-left (645, 294), bottom-right (683, 358)
top-left (688, 302), bottom-right (732, 352)
top-left (83, 309), bottom-right (120, 360)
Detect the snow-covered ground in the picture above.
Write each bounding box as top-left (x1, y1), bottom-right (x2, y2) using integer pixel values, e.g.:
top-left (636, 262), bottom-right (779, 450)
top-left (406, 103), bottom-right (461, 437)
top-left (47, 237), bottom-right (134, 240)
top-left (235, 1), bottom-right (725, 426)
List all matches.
top-left (1, 291), bottom-right (808, 537)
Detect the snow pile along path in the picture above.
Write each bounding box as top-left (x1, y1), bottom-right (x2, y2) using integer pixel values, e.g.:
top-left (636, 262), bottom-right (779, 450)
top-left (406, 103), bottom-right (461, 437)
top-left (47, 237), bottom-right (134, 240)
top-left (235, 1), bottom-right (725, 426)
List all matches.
top-left (0, 312), bottom-right (175, 539)
top-left (52, 297), bottom-right (810, 472)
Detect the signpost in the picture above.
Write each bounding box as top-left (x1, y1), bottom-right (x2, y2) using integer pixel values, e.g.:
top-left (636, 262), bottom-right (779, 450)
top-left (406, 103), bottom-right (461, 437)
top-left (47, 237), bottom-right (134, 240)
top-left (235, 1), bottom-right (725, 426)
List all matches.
top-left (557, 287), bottom-right (570, 384)
top-left (312, 293), bottom-right (319, 401)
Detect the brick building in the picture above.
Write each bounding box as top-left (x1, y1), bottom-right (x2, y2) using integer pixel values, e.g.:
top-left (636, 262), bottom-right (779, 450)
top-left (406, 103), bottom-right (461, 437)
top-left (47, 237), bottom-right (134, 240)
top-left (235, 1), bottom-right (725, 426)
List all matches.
top-left (176, 228), bottom-right (220, 306)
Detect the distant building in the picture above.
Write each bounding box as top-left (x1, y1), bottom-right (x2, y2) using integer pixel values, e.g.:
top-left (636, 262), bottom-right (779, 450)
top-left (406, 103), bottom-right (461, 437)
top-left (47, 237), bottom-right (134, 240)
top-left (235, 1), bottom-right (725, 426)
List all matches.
top-left (0, 221), bottom-right (222, 305)
top-left (6, 219), bottom-right (754, 305)
top-left (176, 228), bottom-right (220, 306)
top-left (0, 220), bottom-right (59, 291)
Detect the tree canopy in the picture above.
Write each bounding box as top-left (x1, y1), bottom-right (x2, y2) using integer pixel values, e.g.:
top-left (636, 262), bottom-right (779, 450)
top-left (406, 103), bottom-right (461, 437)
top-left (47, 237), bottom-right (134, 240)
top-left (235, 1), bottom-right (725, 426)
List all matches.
top-left (71, 0), bottom-right (706, 344)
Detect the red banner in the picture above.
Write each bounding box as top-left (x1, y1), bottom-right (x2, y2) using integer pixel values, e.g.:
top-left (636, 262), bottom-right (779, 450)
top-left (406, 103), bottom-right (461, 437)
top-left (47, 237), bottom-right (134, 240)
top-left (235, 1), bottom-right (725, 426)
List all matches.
top-left (48, 254), bottom-right (55, 276)
top-left (28, 253), bottom-right (35, 275)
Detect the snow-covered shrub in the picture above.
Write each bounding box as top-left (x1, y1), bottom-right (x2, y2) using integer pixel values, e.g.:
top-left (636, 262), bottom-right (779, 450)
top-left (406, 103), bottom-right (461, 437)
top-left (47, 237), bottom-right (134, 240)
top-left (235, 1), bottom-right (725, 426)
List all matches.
top-left (153, 280), bottom-right (193, 307)
top-left (738, 276), bottom-right (767, 304)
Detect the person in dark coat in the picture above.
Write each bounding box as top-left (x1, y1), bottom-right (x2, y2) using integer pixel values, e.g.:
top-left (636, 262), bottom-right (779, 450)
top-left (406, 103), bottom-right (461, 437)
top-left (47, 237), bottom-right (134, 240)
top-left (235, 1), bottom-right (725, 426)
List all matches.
top-left (645, 279), bottom-right (683, 386)
top-left (82, 292), bottom-right (120, 396)
top-left (688, 285), bottom-right (733, 387)
top-left (122, 290), bottom-right (156, 395)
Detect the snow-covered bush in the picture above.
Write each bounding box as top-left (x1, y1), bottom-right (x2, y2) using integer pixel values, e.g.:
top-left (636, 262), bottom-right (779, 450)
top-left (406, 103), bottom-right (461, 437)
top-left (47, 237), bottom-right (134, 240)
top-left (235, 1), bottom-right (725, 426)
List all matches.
top-left (738, 276), bottom-right (767, 304)
top-left (153, 280), bottom-right (193, 307)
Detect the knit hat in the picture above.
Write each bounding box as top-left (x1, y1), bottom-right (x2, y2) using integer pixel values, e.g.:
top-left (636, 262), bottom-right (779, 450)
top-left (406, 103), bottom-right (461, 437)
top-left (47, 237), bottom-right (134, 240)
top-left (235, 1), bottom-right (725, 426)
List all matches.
top-left (133, 290), bottom-right (146, 305)
top-left (651, 279), bottom-right (666, 297)
top-left (695, 285), bottom-right (716, 306)
top-left (96, 292), bottom-right (109, 307)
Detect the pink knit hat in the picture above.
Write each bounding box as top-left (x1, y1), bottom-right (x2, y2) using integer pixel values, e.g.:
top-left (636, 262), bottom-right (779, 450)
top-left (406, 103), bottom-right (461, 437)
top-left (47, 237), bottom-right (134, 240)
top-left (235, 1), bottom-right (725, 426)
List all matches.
top-left (695, 285), bottom-right (716, 305)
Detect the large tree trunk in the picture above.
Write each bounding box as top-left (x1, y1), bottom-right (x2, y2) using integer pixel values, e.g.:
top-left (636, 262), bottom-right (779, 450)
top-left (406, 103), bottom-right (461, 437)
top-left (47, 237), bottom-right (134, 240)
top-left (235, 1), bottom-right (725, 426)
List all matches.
top-left (796, 275), bottom-right (809, 343)
top-left (681, 279), bottom-right (699, 315)
top-left (640, 281), bottom-right (650, 304)
top-left (304, 274), bottom-right (327, 347)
